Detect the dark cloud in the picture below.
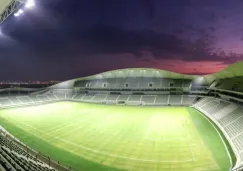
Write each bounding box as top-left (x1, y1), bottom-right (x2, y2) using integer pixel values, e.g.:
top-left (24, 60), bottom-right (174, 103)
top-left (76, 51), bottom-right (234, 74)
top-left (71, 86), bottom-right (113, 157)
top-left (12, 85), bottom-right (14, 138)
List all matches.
top-left (8, 25), bottom-right (243, 65)
top-left (207, 12), bottom-right (218, 23)
top-left (45, 26), bottom-right (241, 64)
top-left (208, 26), bottom-right (216, 32)
top-left (221, 15), bottom-right (227, 20)
top-left (141, 0), bottom-right (155, 19)
top-left (1, 0), bottom-right (243, 80)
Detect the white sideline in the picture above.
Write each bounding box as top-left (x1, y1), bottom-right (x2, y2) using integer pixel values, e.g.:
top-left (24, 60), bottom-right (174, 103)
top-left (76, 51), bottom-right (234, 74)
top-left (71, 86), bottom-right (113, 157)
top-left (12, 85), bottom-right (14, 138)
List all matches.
top-left (6, 120), bottom-right (194, 163)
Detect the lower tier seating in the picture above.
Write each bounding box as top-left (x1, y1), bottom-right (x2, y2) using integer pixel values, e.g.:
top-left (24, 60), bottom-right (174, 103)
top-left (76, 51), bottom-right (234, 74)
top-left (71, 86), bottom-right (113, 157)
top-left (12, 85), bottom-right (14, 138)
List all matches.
top-left (193, 97), bottom-right (243, 168)
top-left (0, 93), bottom-right (197, 108)
top-left (0, 134), bottom-right (56, 171)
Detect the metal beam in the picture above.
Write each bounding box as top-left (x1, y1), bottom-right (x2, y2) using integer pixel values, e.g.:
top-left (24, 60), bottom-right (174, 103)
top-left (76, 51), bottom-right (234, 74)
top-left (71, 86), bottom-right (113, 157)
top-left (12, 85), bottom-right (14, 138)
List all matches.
top-left (0, 0), bottom-right (25, 25)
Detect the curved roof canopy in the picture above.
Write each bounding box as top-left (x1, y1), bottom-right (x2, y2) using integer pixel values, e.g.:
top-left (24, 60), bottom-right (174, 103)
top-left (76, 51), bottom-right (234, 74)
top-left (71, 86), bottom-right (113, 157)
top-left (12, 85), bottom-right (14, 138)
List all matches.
top-left (50, 61), bottom-right (243, 89)
top-left (75, 68), bottom-right (198, 81)
top-left (0, 0), bottom-right (24, 24)
top-left (75, 61), bottom-right (243, 85)
top-left (203, 61), bottom-right (243, 83)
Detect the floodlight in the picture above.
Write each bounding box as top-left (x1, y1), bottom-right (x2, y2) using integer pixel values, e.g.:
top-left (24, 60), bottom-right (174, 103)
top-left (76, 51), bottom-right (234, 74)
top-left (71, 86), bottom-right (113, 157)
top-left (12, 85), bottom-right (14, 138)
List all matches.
top-left (25, 0), bottom-right (35, 8)
top-left (18, 9), bottom-right (24, 14)
top-left (194, 76), bottom-right (204, 84)
top-left (14, 13), bottom-right (20, 17)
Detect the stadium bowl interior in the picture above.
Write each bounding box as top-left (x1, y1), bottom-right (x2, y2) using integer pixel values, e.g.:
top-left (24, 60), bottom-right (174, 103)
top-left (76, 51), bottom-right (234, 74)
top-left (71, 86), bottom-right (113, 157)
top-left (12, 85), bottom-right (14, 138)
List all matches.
top-left (1, 62), bottom-right (243, 171)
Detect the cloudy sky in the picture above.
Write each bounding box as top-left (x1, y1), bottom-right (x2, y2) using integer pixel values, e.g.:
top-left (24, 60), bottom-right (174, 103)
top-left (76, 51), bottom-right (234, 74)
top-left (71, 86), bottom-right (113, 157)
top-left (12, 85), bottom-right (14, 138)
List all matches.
top-left (1, 0), bottom-right (243, 81)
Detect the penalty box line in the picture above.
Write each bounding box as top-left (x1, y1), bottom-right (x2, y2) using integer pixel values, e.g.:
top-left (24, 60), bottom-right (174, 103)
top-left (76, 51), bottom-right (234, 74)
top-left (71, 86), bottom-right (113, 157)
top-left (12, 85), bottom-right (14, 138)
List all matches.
top-left (6, 120), bottom-right (194, 163)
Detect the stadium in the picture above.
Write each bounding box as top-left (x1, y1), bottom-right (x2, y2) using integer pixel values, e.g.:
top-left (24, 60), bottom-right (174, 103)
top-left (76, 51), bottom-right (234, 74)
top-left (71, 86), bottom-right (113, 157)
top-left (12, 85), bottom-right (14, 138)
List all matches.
top-left (1, 1), bottom-right (243, 171)
top-left (0, 59), bottom-right (243, 171)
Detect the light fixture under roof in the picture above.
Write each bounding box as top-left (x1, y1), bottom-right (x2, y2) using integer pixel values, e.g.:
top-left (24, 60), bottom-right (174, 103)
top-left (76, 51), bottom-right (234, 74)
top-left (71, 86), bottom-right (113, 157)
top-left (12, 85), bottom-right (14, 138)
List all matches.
top-left (25, 0), bottom-right (35, 8)
top-left (14, 13), bottom-right (20, 17)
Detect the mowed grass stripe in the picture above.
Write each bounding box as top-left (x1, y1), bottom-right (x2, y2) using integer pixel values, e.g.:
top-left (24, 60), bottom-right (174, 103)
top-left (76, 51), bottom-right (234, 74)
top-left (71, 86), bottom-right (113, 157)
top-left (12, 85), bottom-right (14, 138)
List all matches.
top-left (0, 102), bottom-right (231, 171)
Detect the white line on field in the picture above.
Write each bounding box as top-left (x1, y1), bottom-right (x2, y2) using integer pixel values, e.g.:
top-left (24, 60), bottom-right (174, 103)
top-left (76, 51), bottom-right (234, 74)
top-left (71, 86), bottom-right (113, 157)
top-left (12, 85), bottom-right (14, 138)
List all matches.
top-left (183, 114), bottom-right (195, 161)
top-left (46, 121), bottom-right (79, 136)
top-left (7, 120), bottom-right (193, 163)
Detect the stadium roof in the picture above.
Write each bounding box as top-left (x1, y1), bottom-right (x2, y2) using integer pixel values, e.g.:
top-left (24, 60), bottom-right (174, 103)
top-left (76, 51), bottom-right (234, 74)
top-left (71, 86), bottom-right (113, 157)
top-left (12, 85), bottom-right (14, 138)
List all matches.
top-left (0, 0), bottom-right (24, 24)
top-left (74, 61), bottom-right (243, 84)
top-left (50, 61), bottom-right (243, 89)
top-left (75, 68), bottom-right (198, 81)
top-left (203, 61), bottom-right (243, 83)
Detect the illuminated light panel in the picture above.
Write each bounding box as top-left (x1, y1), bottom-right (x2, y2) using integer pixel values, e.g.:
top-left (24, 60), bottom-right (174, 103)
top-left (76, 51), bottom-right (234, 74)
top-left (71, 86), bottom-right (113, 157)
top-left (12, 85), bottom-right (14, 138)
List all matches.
top-left (25, 0), bottom-right (35, 8)
top-left (18, 9), bottom-right (24, 14)
top-left (14, 13), bottom-right (20, 17)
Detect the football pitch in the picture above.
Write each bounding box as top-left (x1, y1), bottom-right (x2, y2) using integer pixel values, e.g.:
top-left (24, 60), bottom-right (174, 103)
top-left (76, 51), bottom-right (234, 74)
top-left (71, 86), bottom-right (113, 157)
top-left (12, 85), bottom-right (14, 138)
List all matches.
top-left (0, 102), bottom-right (233, 171)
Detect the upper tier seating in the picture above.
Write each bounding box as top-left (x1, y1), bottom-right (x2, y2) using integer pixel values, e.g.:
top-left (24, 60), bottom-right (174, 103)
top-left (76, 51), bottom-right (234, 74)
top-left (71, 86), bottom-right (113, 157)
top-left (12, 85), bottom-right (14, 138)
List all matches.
top-left (74, 78), bottom-right (192, 89)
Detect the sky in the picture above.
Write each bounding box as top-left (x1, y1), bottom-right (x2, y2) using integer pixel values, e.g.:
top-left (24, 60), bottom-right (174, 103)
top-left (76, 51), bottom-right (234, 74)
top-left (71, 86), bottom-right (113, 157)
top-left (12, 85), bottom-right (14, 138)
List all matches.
top-left (1, 0), bottom-right (243, 81)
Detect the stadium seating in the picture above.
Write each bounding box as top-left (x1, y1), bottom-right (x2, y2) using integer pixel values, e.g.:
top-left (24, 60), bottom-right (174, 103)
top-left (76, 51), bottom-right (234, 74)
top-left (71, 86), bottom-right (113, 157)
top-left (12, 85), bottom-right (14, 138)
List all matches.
top-left (141, 95), bottom-right (156, 104)
top-left (127, 95), bottom-right (142, 102)
top-left (92, 94), bottom-right (108, 102)
top-left (74, 77), bottom-right (192, 89)
top-left (169, 95), bottom-right (182, 105)
top-left (105, 94), bottom-right (119, 101)
top-left (154, 95), bottom-right (169, 105)
top-left (193, 97), bottom-right (243, 165)
top-left (116, 94), bottom-right (129, 102)
top-left (0, 92), bottom-right (197, 108)
top-left (72, 93), bottom-right (85, 100)
top-left (182, 95), bottom-right (196, 105)
top-left (0, 134), bottom-right (56, 171)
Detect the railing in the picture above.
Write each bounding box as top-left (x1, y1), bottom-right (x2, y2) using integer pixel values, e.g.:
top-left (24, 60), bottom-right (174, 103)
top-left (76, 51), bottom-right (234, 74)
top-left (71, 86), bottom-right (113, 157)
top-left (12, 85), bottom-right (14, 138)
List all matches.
top-left (0, 127), bottom-right (81, 171)
top-left (193, 97), bottom-right (242, 170)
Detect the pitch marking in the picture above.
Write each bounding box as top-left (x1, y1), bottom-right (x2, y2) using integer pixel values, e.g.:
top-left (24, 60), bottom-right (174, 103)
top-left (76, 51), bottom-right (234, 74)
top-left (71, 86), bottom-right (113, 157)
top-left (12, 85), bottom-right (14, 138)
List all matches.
top-left (6, 120), bottom-right (194, 163)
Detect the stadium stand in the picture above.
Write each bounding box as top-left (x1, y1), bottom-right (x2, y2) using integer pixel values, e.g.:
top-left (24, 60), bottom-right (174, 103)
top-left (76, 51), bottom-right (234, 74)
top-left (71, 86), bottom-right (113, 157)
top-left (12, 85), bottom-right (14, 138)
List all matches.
top-left (169, 95), bottom-right (181, 105)
top-left (155, 95), bottom-right (169, 105)
top-left (2, 65), bottom-right (243, 170)
top-left (0, 93), bottom-right (198, 108)
top-left (74, 78), bottom-right (193, 90)
top-left (141, 95), bottom-right (156, 104)
top-left (0, 133), bottom-right (57, 171)
top-left (105, 94), bottom-right (119, 101)
top-left (193, 97), bottom-right (243, 169)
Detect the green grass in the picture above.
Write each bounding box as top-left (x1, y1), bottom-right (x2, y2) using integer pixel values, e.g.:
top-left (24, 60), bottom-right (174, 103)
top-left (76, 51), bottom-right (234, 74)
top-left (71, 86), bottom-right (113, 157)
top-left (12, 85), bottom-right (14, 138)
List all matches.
top-left (0, 102), bottom-right (233, 171)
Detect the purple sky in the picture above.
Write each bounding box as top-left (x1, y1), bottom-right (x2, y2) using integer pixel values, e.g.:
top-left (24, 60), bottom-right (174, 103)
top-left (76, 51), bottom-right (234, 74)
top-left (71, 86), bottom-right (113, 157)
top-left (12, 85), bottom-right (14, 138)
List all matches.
top-left (0, 0), bottom-right (243, 81)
